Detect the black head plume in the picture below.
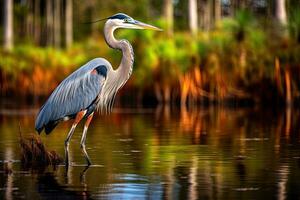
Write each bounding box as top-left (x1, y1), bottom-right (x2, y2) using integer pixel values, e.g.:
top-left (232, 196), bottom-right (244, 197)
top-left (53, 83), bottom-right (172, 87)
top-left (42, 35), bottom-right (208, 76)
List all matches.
top-left (83, 13), bottom-right (131, 24)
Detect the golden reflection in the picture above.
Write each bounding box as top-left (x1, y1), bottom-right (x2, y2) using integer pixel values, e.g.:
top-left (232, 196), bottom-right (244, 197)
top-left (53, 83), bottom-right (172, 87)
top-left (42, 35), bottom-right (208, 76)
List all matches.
top-left (179, 105), bottom-right (208, 145)
top-left (285, 106), bottom-right (291, 138)
top-left (0, 107), bottom-right (300, 199)
top-left (278, 164), bottom-right (289, 200)
top-left (4, 148), bottom-right (13, 200)
top-left (275, 110), bottom-right (284, 154)
top-left (202, 161), bottom-right (213, 199)
top-left (166, 155), bottom-right (176, 200)
top-left (188, 156), bottom-right (198, 200)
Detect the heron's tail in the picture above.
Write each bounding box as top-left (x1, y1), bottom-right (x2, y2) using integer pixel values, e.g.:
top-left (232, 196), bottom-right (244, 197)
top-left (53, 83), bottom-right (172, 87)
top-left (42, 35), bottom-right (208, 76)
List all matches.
top-left (35, 120), bottom-right (59, 135)
top-left (45, 121), bottom-right (59, 135)
top-left (35, 116), bottom-right (44, 134)
top-left (35, 104), bottom-right (57, 135)
top-left (35, 104), bottom-right (46, 134)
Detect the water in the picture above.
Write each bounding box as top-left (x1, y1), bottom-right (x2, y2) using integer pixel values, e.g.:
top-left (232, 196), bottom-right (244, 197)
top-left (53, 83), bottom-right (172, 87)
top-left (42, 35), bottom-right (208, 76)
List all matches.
top-left (0, 106), bottom-right (300, 199)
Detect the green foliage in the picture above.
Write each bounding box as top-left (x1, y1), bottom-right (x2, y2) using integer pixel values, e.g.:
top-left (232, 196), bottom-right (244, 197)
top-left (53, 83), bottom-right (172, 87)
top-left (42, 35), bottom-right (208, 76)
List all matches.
top-left (0, 45), bottom-right (89, 80)
top-left (288, 7), bottom-right (300, 43)
top-left (1, 12), bottom-right (300, 103)
top-left (223, 10), bottom-right (256, 43)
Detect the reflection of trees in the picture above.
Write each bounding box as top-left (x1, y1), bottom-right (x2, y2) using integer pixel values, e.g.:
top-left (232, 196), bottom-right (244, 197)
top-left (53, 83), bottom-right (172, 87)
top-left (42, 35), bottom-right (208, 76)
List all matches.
top-left (4, 148), bottom-right (13, 200)
top-left (277, 164), bottom-right (289, 200)
top-left (37, 172), bottom-right (92, 199)
top-left (1, 158), bottom-right (91, 199)
top-left (151, 106), bottom-right (300, 199)
top-left (188, 156), bottom-right (198, 200)
top-left (1, 107), bottom-right (300, 199)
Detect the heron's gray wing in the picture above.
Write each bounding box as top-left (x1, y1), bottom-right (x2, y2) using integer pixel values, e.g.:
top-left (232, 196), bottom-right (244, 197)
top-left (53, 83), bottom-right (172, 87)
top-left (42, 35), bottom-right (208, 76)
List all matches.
top-left (35, 61), bottom-right (108, 133)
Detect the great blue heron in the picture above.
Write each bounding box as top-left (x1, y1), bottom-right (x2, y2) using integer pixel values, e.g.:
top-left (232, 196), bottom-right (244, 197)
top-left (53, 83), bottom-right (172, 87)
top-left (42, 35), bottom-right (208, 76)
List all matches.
top-left (35, 13), bottom-right (162, 166)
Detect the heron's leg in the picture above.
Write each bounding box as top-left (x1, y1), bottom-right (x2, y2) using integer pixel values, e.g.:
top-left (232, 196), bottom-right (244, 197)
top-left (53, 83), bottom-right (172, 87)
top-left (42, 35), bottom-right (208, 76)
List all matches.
top-left (80, 112), bottom-right (94, 166)
top-left (64, 124), bottom-right (77, 165)
top-left (64, 110), bottom-right (86, 165)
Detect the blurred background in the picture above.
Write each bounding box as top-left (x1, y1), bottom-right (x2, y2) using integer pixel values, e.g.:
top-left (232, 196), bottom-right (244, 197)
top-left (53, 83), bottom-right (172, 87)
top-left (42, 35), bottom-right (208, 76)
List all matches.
top-left (0, 0), bottom-right (300, 107)
top-left (1, 2), bottom-right (300, 199)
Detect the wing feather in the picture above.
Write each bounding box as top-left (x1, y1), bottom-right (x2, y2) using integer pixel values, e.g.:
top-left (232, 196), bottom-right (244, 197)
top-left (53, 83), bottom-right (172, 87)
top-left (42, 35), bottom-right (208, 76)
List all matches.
top-left (35, 58), bottom-right (109, 133)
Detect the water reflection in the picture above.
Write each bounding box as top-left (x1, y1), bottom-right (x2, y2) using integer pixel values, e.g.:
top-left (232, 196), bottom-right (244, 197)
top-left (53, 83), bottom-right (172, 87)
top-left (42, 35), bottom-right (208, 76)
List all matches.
top-left (0, 106), bottom-right (300, 199)
top-left (38, 172), bottom-right (92, 199)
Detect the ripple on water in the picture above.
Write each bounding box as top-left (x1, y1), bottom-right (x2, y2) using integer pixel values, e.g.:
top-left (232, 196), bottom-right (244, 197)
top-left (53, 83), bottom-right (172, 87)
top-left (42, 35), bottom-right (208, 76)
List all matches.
top-left (233, 187), bottom-right (260, 191)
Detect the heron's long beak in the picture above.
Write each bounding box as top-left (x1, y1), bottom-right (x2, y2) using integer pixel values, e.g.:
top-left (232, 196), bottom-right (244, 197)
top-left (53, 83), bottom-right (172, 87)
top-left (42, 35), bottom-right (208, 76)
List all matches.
top-left (134, 20), bottom-right (163, 31)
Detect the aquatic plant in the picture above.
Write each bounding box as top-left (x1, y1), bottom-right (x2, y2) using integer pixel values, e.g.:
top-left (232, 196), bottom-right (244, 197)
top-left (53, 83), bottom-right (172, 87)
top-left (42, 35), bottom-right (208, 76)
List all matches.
top-left (19, 127), bottom-right (62, 168)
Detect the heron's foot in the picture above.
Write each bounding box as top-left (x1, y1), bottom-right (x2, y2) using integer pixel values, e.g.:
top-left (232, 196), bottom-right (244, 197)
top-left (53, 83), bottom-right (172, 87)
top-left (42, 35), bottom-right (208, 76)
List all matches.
top-left (80, 144), bottom-right (92, 166)
top-left (64, 142), bottom-right (70, 166)
top-left (80, 165), bottom-right (91, 184)
top-left (65, 158), bottom-right (70, 166)
top-left (86, 159), bottom-right (92, 166)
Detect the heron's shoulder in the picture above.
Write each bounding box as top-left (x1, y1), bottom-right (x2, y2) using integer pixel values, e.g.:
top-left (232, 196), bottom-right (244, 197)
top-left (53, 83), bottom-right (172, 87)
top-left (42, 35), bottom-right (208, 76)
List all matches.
top-left (66, 58), bottom-right (112, 79)
top-left (88, 58), bottom-right (112, 69)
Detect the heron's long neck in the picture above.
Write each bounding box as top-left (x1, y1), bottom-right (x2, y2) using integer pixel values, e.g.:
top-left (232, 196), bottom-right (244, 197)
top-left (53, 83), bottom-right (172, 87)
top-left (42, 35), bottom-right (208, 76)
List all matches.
top-left (104, 23), bottom-right (134, 88)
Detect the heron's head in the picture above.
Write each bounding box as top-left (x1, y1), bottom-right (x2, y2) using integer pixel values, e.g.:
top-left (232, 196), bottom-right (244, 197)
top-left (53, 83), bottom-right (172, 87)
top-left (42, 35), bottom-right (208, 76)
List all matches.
top-left (106, 13), bottom-right (162, 31)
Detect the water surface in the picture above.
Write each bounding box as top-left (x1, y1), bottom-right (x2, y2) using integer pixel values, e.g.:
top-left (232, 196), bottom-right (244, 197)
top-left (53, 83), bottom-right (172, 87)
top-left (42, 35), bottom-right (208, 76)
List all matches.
top-left (0, 106), bottom-right (299, 199)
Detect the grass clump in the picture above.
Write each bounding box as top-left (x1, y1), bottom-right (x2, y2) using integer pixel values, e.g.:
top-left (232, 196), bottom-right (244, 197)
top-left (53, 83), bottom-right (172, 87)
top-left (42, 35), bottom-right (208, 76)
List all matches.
top-left (19, 127), bottom-right (63, 168)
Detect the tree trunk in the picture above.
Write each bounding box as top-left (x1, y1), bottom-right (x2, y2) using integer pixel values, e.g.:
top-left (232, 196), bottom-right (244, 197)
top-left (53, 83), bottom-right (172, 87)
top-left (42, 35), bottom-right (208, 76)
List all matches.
top-left (214, 0), bottom-right (221, 24)
top-left (65, 0), bottom-right (73, 48)
top-left (34, 0), bottom-right (40, 45)
top-left (231, 0), bottom-right (246, 15)
top-left (26, 0), bottom-right (34, 42)
top-left (54, 0), bottom-right (61, 48)
top-left (90, 0), bottom-right (98, 37)
top-left (4, 0), bottom-right (13, 51)
top-left (164, 0), bottom-right (173, 36)
top-left (200, 0), bottom-right (212, 31)
top-left (46, 0), bottom-right (53, 46)
top-left (267, 0), bottom-right (275, 18)
top-left (188, 0), bottom-right (198, 36)
top-left (276, 0), bottom-right (287, 25)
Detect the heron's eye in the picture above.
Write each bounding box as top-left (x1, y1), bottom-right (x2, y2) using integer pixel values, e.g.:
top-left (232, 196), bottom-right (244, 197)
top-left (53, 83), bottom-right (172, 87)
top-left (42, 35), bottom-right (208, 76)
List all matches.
top-left (124, 18), bottom-right (129, 23)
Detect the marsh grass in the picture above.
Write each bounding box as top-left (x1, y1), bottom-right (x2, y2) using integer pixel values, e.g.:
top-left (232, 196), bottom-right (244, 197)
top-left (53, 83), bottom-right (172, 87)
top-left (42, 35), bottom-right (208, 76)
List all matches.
top-left (19, 126), bottom-right (63, 168)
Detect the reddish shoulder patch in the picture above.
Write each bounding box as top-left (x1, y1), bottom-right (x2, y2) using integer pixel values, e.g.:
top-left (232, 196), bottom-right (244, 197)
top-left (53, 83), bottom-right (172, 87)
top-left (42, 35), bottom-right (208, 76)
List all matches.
top-left (91, 69), bottom-right (98, 75)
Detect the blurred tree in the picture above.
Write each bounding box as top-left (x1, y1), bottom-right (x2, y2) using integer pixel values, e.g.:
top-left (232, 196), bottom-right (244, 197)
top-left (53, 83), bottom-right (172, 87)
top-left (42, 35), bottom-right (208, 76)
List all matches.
top-left (164, 0), bottom-right (173, 36)
top-left (1, 0), bottom-right (300, 106)
top-left (267, 0), bottom-right (275, 17)
top-left (26, 0), bottom-right (34, 42)
top-left (4, 0), bottom-right (13, 51)
top-left (231, 0), bottom-right (248, 11)
top-left (199, 0), bottom-right (212, 31)
top-left (65, 0), bottom-right (73, 48)
top-left (91, 1), bottom-right (99, 37)
top-left (54, 0), bottom-right (61, 48)
top-left (276, 0), bottom-right (287, 25)
top-left (214, 0), bottom-right (221, 23)
top-left (34, 0), bottom-right (40, 45)
top-left (188, 0), bottom-right (198, 36)
top-left (46, 0), bottom-right (54, 46)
